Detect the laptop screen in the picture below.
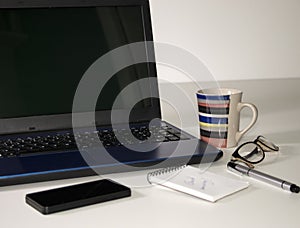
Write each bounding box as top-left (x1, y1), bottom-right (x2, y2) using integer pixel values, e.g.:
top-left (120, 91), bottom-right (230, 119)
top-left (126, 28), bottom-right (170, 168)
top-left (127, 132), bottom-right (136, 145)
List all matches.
top-left (0, 5), bottom-right (155, 119)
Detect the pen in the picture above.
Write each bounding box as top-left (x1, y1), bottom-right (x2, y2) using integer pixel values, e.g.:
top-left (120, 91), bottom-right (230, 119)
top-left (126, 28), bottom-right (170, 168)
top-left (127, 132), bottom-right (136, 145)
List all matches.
top-left (227, 161), bottom-right (300, 193)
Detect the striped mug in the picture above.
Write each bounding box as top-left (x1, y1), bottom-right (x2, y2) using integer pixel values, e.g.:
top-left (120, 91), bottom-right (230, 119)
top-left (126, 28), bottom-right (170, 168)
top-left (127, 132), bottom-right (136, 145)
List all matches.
top-left (197, 88), bottom-right (258, 148)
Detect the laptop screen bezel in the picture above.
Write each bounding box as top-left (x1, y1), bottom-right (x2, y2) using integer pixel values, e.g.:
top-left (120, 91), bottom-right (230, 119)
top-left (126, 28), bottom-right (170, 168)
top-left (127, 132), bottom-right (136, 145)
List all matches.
top-left (0, 0), bottom-right (161, 135)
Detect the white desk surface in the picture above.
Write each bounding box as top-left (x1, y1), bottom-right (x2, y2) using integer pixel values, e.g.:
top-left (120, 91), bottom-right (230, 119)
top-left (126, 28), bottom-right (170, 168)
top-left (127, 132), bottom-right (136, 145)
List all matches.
top-left (1, 78), bottom-right (300, 228)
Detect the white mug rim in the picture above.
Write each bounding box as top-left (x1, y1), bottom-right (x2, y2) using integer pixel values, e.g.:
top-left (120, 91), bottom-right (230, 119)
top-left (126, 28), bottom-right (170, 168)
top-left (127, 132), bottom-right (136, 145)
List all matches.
top-left (197, 88), bottom-right (242, 96)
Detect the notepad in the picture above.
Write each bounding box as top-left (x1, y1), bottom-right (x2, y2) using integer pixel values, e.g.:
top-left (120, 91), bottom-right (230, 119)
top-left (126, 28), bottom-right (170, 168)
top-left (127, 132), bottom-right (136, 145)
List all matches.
top-left (147, 165), bottom-right (249, 202)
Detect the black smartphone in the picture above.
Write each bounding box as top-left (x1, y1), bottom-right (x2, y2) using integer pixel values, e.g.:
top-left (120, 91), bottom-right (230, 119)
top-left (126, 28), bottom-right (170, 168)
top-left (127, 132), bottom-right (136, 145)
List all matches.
top-left (25, 179), bottom-right (131, 215)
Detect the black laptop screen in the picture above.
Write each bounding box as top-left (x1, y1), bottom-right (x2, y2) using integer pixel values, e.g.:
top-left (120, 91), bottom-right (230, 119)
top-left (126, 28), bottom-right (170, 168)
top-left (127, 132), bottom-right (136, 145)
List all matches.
top-left (0, 6), bottom-right (153, 119)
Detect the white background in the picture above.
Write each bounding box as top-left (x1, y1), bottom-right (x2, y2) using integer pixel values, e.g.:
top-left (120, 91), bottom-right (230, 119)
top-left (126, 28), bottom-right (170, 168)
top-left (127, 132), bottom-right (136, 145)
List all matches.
top-left (150, 0), bottom-right (300, 82)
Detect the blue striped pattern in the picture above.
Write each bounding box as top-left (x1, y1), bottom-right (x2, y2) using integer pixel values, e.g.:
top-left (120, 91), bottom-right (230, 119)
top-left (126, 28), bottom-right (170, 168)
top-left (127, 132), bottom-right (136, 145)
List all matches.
top-left (199, 116), bottom-right (228, 124)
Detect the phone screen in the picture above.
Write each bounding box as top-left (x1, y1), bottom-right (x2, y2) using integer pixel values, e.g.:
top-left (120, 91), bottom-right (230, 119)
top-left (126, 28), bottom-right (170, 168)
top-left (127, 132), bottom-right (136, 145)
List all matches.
top-left (27, 179), bottom-right (130, 207)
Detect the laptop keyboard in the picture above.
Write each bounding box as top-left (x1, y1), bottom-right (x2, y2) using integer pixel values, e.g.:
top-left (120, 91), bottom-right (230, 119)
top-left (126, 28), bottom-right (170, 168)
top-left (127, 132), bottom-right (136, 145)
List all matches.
top-left (0, 125), bottom-right (190, 158)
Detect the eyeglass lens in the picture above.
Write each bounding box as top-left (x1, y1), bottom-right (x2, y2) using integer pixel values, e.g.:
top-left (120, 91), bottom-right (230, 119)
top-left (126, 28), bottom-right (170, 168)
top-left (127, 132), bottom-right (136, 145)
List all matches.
top-left (237, 142), bottom-right (264, 163)
top-left (256, 136), bottom-right (279, 151)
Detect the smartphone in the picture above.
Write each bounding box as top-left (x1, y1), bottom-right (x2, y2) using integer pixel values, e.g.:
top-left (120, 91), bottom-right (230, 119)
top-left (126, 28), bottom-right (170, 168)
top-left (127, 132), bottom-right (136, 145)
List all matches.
top-left (26, 179), bottom-right (131, 215)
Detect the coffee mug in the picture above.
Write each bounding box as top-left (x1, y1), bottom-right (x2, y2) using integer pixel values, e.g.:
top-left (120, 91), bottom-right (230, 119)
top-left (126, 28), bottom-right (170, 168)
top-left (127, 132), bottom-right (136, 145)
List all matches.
top-left (197, 88), bottom-right (258, 148)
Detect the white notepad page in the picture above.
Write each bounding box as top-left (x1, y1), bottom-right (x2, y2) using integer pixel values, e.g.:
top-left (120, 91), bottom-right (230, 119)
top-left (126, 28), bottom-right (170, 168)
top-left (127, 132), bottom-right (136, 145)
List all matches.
top-left (148, 165), bottom-right (249, 202)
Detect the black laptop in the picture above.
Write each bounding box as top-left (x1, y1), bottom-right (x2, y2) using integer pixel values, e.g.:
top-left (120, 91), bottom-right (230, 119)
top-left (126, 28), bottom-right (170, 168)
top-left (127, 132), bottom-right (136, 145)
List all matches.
top-left (0, 0), bottom-right (222, 186)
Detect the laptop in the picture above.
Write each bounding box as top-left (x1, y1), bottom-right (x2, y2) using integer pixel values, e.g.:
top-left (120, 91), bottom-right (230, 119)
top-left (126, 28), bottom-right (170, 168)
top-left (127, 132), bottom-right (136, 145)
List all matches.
top-left (0, 0), bottom-right (223, 186)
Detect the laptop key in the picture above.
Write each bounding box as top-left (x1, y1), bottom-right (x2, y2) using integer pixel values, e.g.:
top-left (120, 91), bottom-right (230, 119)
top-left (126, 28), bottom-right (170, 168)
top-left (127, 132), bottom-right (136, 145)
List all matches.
top-left (167, 129), bottom-right (181, 135)
top-left (166, 136), bottom-right (180, 141)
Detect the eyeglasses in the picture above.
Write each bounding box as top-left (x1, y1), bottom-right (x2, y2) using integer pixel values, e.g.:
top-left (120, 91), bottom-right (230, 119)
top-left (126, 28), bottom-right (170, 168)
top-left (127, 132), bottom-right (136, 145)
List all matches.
top-left (230, 136), bottom-right (279, 168)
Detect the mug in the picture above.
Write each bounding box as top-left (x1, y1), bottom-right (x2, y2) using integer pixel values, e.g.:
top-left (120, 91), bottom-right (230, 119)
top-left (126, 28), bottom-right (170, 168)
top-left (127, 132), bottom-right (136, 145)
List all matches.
top-left (197, 88), bottom-right (258, 148)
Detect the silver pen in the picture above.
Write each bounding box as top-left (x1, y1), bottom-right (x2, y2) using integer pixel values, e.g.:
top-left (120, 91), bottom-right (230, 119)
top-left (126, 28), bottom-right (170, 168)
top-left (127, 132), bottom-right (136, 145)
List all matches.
top-left (227, 161), bottom-right (300, 193)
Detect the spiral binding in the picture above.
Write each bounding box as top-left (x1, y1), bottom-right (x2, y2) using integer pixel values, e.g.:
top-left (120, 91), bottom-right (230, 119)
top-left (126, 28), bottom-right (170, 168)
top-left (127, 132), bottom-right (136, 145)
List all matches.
top-left (147, 165), bottom-right (187, 184)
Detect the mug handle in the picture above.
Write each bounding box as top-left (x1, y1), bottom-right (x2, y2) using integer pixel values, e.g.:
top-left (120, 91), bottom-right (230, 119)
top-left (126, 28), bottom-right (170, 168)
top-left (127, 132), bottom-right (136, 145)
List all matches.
top-left (236, 102), bottom-right (258, 142)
